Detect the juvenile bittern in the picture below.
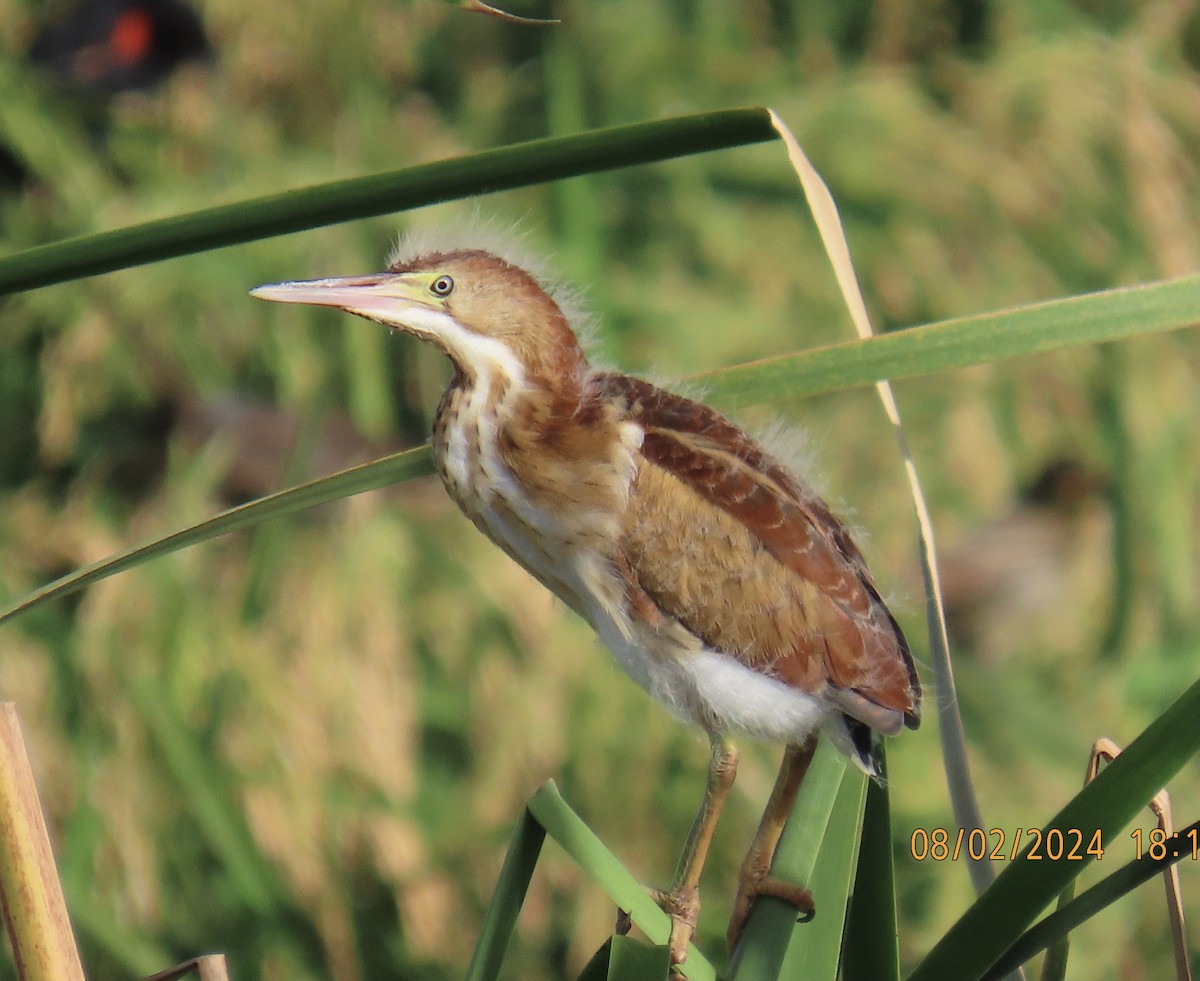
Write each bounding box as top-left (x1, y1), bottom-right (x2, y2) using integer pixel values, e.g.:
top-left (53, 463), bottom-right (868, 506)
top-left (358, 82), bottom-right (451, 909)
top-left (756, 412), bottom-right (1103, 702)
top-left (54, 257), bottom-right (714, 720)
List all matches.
top-left (252, 240), bottom-right (921, 964)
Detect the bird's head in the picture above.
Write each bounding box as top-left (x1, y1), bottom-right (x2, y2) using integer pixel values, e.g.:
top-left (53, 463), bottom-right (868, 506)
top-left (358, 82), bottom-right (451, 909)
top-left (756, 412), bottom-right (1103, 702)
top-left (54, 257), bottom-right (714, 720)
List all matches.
top-left (252, 249), bottom-right (588, 388)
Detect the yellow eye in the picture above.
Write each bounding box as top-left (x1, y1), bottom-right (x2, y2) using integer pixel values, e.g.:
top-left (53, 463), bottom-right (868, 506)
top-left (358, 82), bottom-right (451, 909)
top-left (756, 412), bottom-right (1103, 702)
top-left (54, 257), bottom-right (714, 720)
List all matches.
top-left (430, 275), bottom-right (454, 297)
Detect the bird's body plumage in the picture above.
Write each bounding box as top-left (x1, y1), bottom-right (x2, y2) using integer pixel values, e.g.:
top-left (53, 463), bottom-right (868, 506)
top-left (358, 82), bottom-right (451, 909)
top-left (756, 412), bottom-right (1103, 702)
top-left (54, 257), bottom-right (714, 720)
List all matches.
top-left (253, 243), bottom-right (920, 963)
top-left (434, 358), bottom-right (917, 761)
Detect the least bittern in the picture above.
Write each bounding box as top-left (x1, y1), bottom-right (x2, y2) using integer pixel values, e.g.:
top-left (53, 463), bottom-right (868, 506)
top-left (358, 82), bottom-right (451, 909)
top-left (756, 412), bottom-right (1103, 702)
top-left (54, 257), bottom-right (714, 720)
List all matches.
top-left (252, 239), bottom-right (921, 964)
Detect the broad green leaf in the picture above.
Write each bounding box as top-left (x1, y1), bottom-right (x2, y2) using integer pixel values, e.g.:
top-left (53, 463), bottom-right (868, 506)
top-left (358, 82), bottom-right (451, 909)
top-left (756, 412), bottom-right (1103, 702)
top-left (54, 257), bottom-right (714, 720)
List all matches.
top-left (701, 273), bottom-right (1200, 407)
top-left (605, 935), bottom-right (673, 980)
top-left (0, 109), bottom-right (776, 295)
top-left (842, 751), bottom-right (900, 981)
top-left (466, 806), bottom-right (547, 981)
top-left (576, 936), bottom-right (673, 981)
top-left (986, 817), bottom-right (1200, 981)
top-left (780, 763), bottom-right (868, 981)
top-left (729, 743), bottom-right (851, 980)
top-left (525, 782), bottom-right (717, 981)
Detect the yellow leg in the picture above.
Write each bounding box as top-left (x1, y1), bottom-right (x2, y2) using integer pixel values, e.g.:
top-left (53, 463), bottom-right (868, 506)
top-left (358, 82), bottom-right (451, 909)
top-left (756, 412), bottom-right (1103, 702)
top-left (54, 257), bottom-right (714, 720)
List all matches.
top-left (653, 732), bottom-right (739, 964)
top-left (726, 736), bottom-right (818, 955)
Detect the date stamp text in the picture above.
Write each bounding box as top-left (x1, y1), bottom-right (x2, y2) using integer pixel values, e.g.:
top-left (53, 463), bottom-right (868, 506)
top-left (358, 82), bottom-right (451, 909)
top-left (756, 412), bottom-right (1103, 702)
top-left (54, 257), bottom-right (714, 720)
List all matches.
top-left (909, 826), bottom-right (1200, 862)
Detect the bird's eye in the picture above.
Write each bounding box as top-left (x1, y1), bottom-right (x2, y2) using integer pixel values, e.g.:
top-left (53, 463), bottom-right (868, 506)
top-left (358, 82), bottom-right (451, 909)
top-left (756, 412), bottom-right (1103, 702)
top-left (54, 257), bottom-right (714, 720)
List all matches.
top-left (429, 275), bottom-right (454, 297)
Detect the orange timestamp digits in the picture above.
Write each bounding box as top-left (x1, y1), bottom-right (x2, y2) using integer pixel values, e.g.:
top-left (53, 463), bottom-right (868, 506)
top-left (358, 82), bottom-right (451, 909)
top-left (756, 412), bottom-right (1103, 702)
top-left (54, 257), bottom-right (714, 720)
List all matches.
top-left (909, 827), bottom-right (1105, 862)
top-left (1130, 826), bottom-right (1200, 861)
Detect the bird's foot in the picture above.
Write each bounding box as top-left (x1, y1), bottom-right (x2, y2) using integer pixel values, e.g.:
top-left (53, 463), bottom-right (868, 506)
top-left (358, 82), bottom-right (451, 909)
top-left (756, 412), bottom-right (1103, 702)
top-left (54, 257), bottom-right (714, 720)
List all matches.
top-left (649, 884), bottom-right (701, 965)
top-left (726, 871), bottom-right (814, 954)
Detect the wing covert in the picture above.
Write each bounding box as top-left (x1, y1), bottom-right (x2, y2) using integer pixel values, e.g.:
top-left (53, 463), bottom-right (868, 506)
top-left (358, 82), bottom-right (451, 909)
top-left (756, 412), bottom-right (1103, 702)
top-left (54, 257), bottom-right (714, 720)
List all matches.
top-left (595, 373), bottom-right (920, 730)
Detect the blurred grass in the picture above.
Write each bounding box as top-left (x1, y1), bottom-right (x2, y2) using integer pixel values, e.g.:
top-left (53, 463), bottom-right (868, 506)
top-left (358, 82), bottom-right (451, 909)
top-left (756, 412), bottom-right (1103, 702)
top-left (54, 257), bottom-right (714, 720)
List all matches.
top-left (2, 1), bottom-right (1200, 979)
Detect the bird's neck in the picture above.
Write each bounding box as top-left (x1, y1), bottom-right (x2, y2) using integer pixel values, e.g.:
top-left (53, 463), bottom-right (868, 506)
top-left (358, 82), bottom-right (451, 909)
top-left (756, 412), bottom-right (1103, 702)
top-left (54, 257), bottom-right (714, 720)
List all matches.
top-left (441, 331), bottom-right (590, 428)
top-left (431, 350), bottom-right (587, 496)
top-left (430, 360), bottom-right (637, 638)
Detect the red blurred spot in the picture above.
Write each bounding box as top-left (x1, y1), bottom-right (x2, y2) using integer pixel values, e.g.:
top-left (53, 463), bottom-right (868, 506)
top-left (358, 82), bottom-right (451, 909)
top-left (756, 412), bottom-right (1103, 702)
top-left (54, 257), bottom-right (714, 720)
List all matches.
top-left (109, 8), bottom-right (153, 65)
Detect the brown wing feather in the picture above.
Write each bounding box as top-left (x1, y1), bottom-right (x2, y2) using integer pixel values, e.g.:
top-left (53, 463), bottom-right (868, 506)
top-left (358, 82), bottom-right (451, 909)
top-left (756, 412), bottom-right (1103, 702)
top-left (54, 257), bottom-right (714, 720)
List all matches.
top-left (595, 373), bottom-right (920, 730)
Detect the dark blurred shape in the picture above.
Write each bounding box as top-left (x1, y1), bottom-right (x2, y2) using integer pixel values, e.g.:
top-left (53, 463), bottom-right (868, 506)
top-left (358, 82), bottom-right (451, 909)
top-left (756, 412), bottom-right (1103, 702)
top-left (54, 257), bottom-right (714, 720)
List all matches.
top-left (0, 141), bottom-right (35, 194)
top-left (939, 459), bottom-right (1109, 660)
top-left (1020, 457), bottom-right (1107, 510)
top-left (29, 0), bottom-right (210, 93)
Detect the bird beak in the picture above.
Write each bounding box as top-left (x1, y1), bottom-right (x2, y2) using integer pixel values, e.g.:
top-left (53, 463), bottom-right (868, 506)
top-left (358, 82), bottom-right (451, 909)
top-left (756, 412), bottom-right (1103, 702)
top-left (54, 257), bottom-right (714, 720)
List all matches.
top-left (250, 273), bottom-right (435, 326)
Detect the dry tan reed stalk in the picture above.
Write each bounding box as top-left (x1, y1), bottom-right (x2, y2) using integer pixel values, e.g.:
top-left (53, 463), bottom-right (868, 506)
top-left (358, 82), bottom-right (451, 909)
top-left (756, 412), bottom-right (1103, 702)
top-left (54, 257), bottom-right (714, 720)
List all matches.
top-left (0, 702), bottom-right (85, 981)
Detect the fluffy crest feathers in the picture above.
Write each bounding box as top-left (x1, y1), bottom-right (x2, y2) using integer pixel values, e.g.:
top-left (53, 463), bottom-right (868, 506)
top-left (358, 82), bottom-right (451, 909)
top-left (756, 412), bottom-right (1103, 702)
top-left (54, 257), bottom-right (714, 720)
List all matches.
top-left (387, 216), bottom-right (600, 357)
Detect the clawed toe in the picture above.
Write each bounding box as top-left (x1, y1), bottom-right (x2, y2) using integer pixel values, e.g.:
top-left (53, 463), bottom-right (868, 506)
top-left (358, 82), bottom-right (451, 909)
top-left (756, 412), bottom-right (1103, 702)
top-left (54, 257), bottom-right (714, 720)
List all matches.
top-left (639, 871), bottom-right (815, 963)
top-left (726, 872), bottom-right (814, 953)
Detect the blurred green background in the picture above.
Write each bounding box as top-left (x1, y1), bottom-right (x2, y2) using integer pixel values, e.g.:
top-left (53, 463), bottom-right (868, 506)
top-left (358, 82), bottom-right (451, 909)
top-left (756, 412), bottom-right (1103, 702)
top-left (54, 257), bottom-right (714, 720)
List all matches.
top-left (2, 0), bottom-right (1199, 978)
